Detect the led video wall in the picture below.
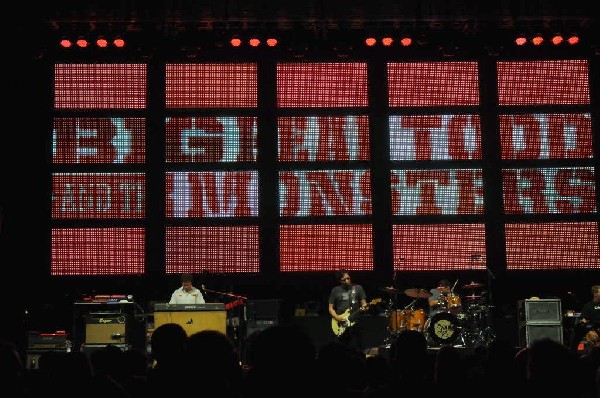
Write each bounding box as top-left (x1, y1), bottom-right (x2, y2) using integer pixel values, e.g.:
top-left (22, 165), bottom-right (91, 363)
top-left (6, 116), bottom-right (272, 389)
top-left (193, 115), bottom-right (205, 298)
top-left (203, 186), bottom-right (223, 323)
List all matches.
top-left (50, 59), bottom-right (599, 275)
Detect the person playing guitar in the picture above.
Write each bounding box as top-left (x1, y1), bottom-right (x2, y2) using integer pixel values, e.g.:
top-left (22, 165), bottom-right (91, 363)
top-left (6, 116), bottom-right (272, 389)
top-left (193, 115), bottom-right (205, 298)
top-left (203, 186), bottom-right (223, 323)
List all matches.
top-left (328, 270), bottom-right (369, 351)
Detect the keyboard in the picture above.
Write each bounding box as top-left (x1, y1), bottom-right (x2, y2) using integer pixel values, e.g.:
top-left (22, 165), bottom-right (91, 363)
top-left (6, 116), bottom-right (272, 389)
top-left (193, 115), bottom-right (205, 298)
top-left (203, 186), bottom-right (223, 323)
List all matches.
top-left (154, 303), bottom-right (225, 312)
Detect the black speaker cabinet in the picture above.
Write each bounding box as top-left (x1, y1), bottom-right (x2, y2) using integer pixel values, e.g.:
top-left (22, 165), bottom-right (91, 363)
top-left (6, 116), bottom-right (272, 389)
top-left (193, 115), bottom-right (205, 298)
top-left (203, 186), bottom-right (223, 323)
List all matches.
top-left (517, 299), bottom-right (562, 324)
top-left (246, 299), bottom-right (282, 320)
top-left (85, 314), bottom-right (128, 344)
top-left (519, 323), bottom-right (564, 347)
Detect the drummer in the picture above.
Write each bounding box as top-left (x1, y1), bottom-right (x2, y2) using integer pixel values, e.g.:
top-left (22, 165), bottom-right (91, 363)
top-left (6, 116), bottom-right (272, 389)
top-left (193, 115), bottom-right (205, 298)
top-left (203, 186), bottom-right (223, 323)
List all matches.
top-left (428, 279), bottom-right (452, 315)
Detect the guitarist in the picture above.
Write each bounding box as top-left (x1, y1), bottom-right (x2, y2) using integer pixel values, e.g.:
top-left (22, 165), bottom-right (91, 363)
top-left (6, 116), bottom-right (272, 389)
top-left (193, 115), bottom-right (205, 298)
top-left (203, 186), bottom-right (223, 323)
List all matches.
top-left (328, 270), bottom-right (368, 352)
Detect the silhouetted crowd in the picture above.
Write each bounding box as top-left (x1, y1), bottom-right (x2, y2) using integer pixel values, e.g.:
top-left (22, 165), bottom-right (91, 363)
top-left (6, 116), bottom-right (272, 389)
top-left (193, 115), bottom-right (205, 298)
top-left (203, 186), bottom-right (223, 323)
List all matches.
top-left (2, 324), bottom-right (599, 398)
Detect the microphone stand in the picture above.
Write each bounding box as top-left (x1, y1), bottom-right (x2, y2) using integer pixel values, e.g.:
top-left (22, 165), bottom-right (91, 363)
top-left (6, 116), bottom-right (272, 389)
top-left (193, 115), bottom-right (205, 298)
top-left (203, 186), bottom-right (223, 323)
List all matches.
top-left (203, 287), bottom-right (248, 352)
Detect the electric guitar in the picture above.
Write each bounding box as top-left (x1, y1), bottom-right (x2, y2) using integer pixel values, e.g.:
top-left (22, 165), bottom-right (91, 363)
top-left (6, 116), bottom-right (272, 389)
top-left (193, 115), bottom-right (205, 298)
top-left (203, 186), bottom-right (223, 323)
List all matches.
top-left (331, 298), bottom-right (381, 337)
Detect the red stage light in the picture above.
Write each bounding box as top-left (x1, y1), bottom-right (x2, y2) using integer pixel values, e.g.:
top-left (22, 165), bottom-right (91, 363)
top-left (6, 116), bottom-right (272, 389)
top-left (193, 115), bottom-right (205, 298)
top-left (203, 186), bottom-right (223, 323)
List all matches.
top-left (365, 37), bottom-right (377, 47)
top-left (400, 37), bottom-right (412, 47)
top-left (113, 38), bottom-right (125, 48)
top-left (59, 38), bottom-right (72, 48)
top-left (515, 36), bottom-right (527, 46)
top-left (76, 37), bottom-right (89, 48)
top-left (266, 38), bottom-right (278, 47)
top-left (230, 37), bottom-right (242, 47)
top-left (381, 37), bottom-right (394, 46)
top-left (531, 35), bottom-right (544, 46)
top-left (96, 37), bottom-right (109, 48)
top-left (567, 35), bottom-right (579, 45)
top-left (248, 38), bottom-right (261, 47)
top-left (551, 35), bottom-right (563, 45)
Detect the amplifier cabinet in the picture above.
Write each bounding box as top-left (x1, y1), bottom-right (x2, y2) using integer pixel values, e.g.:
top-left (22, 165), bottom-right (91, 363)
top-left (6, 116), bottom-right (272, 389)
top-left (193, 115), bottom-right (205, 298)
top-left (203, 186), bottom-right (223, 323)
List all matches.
top-left (85, 314), bottom-right (128, 344)
top-left (519, 323), bottom-right (564, 347)
top-left (153, 310), bottom-right (226, 336)
top-left (517, 299), bottom-right (562, 324)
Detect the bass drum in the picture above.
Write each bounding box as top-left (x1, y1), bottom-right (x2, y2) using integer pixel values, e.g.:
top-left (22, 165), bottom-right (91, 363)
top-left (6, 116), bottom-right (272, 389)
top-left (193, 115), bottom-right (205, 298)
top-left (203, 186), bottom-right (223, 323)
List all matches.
top-left (425, 312), bottom-right (460, 346)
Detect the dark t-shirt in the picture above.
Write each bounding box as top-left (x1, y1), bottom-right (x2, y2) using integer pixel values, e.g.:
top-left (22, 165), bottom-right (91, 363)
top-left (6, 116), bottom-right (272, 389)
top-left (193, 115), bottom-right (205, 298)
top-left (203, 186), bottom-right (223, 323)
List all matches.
top-left (580, 300), bottom-right (600, 328)
top-left (328, 284), bottom-right (366, 315)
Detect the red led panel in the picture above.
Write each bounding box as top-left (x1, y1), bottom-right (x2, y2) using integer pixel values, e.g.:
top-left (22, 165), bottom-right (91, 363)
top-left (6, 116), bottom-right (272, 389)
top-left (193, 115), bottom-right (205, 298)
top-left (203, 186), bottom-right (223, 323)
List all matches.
top-left (279, 170), bottom-right (371, 216)
top-left (499, 113), bottom-right (592, 160)
top-left (278, 116), bottom-right (370, 161)
top-left (51, 227), bottom-right (145, 275)
top-left (390, 169), bottom-right (484, 215)
top-left (389, 114), bottom-right (482, 161)
top-left (165, 64), bottom-right (258, 108)
top-left (277, 63), bottom-right (368, 108)
top-left (388, 62), bottom-right (479, 107)
top-left (165, 117), bottom-right (257, 162)
top-left (166, 226), bottom-right (260, 273)
top-left (505, 222), bottom-right (600, 270)
top-left (166, 171), bottom-right (259, 217)
top-left (54, 64), bottom-right (147, 109)
top-left (53, 118), bottom-right (146, 164)
top-left (502, 167), bottom-right (596, 214)
top-left (52, 173), bottom-right (145, 219)
top-left (497, 60), bottom-right (590, 105)
top-left (279, 224), bottom-right (373, 271)
top-left (392, 224), bottom-right (487, 271)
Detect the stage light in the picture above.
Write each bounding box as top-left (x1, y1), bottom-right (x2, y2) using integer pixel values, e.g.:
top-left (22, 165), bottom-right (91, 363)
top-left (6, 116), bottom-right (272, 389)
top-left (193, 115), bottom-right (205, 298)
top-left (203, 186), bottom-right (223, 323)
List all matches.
top-left (76, 37), bottom-right (89, 48)
top-left (96, 37), bottom-right (109, 48)
top-left (399, 37), bottom-right (412, 47)
top-left (381, 37), bottom-right (394, 47)
top-left (567, 35), bottom-right (580, 45)
top-left (248, 38), bottom-right (261, 47)
top-left (531, 35), bottom-right (544, 46)
top-left (113, 37), bottom-right (126, 48)
top-left (514, 35), bottom-right (527, 46)
top-left (59, 38), bottom-right (72, 48)
top-left (551, 34), bottom-right (564, 45)
top-left (230, 37), bottom-right (242, 47)
top-left (364, 37), bottom-right (377, 47)
top-left (266, 38), bottom-right (278, 47)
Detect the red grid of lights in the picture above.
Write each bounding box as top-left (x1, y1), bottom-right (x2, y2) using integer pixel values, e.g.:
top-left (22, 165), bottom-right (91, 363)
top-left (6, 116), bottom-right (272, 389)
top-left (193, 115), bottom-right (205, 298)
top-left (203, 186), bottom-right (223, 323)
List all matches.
top-left (277, 116), bottom-right (370, 162)
top-left (165, 64), bottom-right (258, 108)
top-left (277, 63), bottom-right (368, 108)
top-left (392, 224), bottom-right (487, 271)
top-left (505, 222), bottom-right (600, 270)
top-left (279, 224), bottom-right (373, 271)
top-left (497, 60), bottom-right (590, 105)
top-left (165, 226), bottom-right (260, 273)
top-left (53, 118), bottom-right (146, 164)
top-left (499, 113), bottom-right (593, 160)
top-left (54, 64), bottom-right (147, 109)
top-left (165, 117), bottom-right (258, 162)
top-left (388, 62), bottom-right (480, 107)
top-left (52, 173), bottom-right (146, 219)
top-left (51, 228), bottom-right (145, 275)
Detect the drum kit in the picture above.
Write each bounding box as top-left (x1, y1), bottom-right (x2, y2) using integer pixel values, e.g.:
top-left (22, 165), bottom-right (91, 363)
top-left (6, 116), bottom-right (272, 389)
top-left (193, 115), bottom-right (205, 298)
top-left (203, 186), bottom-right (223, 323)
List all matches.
top-left (380, 281), bottom-right (495, 348)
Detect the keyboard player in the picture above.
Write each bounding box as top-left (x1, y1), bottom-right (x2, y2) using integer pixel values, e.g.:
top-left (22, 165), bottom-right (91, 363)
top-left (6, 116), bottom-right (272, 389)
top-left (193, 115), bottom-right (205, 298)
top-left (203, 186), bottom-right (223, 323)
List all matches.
top-left (169, 274), bottom-right (206, 304)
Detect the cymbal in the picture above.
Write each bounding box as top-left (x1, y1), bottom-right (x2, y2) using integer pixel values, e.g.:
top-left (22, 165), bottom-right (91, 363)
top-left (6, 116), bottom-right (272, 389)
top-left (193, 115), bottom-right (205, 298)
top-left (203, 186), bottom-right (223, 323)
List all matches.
top-left (404, 288), bottom-right (432, 299)
top-left (462, 282), bottom-right (484, 289)
top-left (464, 295), bottom-right (482, 300)
top-left (380, 286), bottom-right (400, 295)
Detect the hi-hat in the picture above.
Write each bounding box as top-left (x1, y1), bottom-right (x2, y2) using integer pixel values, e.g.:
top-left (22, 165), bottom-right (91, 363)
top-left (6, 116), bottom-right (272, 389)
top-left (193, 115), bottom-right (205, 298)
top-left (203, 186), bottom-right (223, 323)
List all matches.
top-left (462, 282), bottom-right (484, 289)
top-left (404, 288), bottom-right (432, 298)
top-left (464, 294), bottom-right (482, 300)
top-left (380, 286), bottom-right (400, 295)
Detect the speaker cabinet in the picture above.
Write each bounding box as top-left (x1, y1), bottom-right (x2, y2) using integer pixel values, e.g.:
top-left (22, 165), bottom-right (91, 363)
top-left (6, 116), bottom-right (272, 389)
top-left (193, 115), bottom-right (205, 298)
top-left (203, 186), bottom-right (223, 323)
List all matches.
top-left (517, 299), bottom-right (562, 323)
top-left (246, 299), bottom-right (282, 320)
top-left (85, 315), bottom-right (127, 344)
top-left (519, 323), bottom-right (564, 347)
